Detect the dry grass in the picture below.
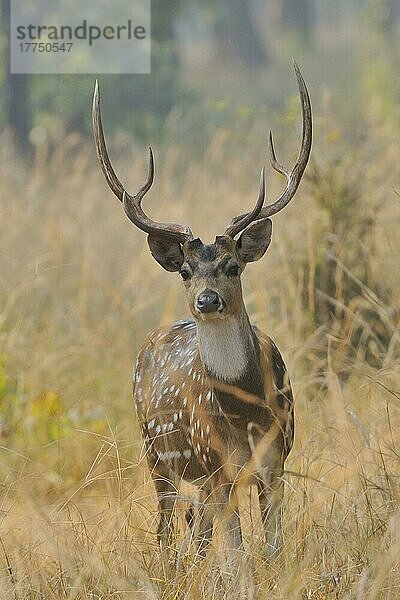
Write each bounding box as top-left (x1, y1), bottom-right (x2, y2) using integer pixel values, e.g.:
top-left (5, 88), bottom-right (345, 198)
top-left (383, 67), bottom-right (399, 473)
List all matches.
top-left (0, 117), bottom-right (400, 599)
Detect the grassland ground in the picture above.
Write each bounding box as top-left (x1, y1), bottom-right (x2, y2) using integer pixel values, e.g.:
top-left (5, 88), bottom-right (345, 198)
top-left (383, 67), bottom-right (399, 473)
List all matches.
top-left (1, 123), bottom-right (400, 598)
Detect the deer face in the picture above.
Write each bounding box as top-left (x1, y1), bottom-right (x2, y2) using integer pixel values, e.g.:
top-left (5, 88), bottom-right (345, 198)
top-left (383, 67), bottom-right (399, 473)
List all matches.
top-left (92, 64), bottom-right (312, 314)
top-left (147, 220), bottom-right (272, 320)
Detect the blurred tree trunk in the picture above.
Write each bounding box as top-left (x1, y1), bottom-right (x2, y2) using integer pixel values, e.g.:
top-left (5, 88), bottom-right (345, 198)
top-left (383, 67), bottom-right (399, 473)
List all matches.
top-left (383, 0), bottom-right (400, 33)
top-left (1, 0), bottom-right (30, 153)
top-left (149, 0), bottom-right (182, 113)
top-left (216, 0), bottom-right (268, 66)
top-left (281, 0), bottom-right (315, 45)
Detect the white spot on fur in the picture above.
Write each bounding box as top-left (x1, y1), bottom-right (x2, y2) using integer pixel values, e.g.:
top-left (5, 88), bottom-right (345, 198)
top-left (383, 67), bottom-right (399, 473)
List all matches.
top-left (157, 450), bottom-right (181, 461)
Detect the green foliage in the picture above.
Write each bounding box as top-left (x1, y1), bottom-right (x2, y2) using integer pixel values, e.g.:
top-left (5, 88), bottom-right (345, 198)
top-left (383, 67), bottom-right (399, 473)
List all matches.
top-left (0, 351), bottom-right (107, 453)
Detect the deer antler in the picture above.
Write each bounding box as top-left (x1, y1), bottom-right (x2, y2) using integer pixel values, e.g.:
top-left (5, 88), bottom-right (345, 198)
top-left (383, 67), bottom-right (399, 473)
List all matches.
top-left (92, 81), bottom-right (194, 243)
top-left (225, 61), bottom-right (312, 238)
top-left (223, 167), bottom-right (266, 238)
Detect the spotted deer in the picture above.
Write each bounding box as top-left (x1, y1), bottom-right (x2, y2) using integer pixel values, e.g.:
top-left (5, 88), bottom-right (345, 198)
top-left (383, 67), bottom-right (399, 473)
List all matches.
top-left (92, 63), bottom-right (312, 558)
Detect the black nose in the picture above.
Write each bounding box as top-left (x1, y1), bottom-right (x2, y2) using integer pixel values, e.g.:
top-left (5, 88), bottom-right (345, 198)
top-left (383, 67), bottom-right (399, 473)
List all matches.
top-left (196, 289), bottom-right (221, 314)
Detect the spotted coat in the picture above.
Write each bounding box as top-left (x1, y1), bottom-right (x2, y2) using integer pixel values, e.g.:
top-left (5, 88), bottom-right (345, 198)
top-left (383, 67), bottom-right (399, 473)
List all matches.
top-left (134, 319), bottom-right (293, 486)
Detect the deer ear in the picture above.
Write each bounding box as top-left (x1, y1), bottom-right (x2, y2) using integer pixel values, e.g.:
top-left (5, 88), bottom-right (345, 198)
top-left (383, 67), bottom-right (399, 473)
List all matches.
top-left (147, 235), bottom-right (184, 272)
top-left (236, 219), bottom-right (272, 263)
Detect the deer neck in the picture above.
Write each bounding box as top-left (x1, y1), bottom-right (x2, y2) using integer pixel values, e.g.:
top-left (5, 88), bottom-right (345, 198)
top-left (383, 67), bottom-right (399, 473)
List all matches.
top-left (195, 306), bottom-right (259, 384)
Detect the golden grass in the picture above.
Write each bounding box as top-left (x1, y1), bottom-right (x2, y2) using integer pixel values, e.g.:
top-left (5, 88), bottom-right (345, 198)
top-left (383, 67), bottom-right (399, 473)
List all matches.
top-left (0, 122), bottom-right (400, 599)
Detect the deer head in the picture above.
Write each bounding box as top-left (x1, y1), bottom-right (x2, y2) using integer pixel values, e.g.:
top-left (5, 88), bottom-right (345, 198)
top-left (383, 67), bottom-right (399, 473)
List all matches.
top-left (92, 62), bottom-right (312, 323)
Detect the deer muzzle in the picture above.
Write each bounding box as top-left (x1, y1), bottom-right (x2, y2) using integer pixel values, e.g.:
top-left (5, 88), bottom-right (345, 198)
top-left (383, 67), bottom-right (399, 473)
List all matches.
top-left (195, 289), bottom-right (224, 314)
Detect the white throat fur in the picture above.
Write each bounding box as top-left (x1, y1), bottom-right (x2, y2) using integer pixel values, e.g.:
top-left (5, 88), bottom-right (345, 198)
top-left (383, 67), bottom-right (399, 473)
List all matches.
top-left (196, 315), bottom-right (253, 382)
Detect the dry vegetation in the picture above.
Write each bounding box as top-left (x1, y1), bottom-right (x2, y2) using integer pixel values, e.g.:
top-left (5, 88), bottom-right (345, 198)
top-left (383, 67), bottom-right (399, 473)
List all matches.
top-left (1, 107), bottom-right (400, 599)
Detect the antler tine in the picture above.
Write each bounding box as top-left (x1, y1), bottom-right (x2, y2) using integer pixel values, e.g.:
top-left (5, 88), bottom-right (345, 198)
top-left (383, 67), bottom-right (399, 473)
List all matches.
top-left (227, 62), bottom-right (312, 233)
top-left (137, 146), bottom-right (154, 200)
top-left (92, 80), bottom-right (125, 201)
top-left (258, 61), bottom-right (312, 218)
top-left (268, 131), bottom-right (290, 178)
top-left (224, 167), bottom-right (265, 238)
top-left (92, 81), bottom-right (193, 244)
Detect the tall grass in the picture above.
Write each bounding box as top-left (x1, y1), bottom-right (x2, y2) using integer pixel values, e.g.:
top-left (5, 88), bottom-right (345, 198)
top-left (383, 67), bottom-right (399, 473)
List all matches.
top-left (0, 113), bottom-right (399, 599)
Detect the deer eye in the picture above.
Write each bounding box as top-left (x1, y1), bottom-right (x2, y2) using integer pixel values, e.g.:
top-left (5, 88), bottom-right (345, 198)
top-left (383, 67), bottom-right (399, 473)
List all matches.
top-left (226, 264), bottom-right (240, 277)
top-left (180, 268), bottom-right (191, 281)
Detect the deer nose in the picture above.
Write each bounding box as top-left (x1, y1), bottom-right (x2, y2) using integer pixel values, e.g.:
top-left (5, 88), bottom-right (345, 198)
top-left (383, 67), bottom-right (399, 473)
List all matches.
top-left (196, 289), bottom-right (222, 314)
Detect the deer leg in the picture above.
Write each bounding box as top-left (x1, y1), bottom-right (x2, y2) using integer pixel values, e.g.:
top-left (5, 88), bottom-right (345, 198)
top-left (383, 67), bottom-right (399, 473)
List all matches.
top-left (195, 489), bottom-right (215, 556)
top-left (185, 504), bottom-right (195, 528)
top-left (257, 469), bottom-right (284, 559)
top-left (184, 490), bottom-right (214, 557)
top-left (150, 466), bottom-right (177, 552)
top-left (196, 506), bottom-right (214, 556)
top-left (217, 483), bottom-right (243, 550)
